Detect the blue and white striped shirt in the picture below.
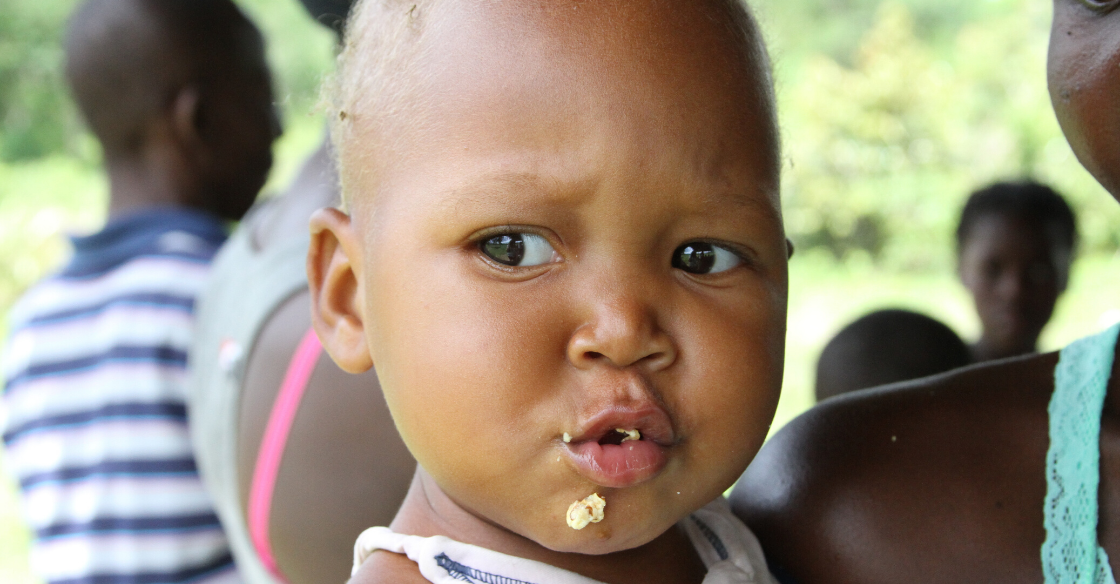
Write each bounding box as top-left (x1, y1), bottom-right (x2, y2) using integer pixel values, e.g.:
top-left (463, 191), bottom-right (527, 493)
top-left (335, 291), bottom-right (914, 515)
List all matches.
top-left (2, 207), bottom-right (240, 584)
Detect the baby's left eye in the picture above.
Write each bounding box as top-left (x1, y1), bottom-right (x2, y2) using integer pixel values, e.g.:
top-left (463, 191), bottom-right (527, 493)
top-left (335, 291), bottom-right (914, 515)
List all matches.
top-left (479, 233), bottom-right (556, 267)
top-left (672, 242), bottom-right (741, 274)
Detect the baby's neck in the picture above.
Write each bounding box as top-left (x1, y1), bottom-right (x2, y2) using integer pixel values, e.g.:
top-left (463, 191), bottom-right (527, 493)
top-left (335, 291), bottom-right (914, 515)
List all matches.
top-left (389, 468), bottom-right (706, 584)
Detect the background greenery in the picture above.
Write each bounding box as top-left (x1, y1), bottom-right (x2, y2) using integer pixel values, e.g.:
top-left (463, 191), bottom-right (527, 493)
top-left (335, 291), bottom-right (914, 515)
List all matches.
top-left (3, 0), bottom-right (1120, 581)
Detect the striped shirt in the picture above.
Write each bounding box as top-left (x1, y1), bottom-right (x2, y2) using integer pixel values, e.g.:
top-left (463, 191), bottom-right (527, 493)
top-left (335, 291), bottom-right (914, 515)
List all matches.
top-left (1, 207), bottom-right (241, 584)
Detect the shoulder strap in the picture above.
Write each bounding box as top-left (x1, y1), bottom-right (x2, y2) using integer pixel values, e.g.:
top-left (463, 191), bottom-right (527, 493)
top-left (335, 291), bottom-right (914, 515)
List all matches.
top-left (1043, 323), bottom-right (1120, 584)
top-left (247, 328), bottom-right (324, 581)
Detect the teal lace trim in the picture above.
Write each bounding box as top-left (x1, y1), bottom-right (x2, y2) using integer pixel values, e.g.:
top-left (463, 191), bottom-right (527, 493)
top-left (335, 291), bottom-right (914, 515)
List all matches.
top-left (1043, 323), bottom-right (1120, 584)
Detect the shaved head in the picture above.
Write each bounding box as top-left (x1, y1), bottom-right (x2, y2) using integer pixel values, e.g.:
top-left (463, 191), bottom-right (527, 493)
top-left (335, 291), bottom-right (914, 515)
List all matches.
top-left (328, 0), bottom-right (777, 210)
top-left (65, 0), bottom-right (262, 157)
top-left (815, 310), bottom-right (971, 402)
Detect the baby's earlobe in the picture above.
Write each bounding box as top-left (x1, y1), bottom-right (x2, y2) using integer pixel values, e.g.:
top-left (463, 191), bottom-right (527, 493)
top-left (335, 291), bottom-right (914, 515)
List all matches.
top-left (307, 208), bottom-right (373, 374)
top-left (785, 238), bottom-right (795, 259)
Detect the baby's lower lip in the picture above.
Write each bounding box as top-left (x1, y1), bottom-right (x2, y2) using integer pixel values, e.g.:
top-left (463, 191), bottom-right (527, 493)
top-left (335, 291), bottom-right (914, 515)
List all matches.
top-left (565, 439), bottom-right (667, 488)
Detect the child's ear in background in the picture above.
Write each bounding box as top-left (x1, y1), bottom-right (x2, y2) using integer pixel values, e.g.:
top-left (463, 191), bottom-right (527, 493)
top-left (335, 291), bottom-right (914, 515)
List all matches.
top-left (307, 207), bottom-right (374, 373)
top-left (170, 84), bottom-right (203, 154)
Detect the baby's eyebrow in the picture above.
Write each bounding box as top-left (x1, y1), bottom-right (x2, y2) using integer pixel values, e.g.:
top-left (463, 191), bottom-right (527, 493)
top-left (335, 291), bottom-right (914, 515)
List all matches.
top-left (428, 169), bottom-right (783, 230)
top-left (429, 170), bottom-right (596, 215)
top-left (702, 188), bottom-right (783, 227)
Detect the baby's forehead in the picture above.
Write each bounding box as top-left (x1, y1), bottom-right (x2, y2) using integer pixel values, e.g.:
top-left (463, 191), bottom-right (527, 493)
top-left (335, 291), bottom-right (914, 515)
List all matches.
top-left (339, 0), bottom-right (771, 120)
top-left (334, 0), bottom-right (778, 213)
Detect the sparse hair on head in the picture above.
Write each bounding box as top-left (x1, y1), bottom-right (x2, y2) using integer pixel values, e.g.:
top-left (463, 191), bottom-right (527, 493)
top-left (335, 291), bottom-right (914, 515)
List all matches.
top-left (65, 0), bottom-right (260, 158)
top-left (327, 0), bottom-right (776, 211)
top-left (815, 309), bottom-right (971, 402)
top-left (956, 180), bottom-right (1078, 256)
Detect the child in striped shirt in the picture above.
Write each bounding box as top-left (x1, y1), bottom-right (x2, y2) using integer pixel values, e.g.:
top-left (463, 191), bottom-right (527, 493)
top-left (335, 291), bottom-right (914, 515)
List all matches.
top-left (1, 1), bottom-right (279, 582)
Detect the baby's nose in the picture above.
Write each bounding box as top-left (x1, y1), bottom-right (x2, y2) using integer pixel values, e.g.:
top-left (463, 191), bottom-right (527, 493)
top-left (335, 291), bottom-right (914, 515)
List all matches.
top-left (566, 294), bottom-right (676, 371)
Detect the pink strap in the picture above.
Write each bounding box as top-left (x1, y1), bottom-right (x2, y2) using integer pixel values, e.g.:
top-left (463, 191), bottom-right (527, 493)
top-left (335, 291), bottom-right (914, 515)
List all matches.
top-left (247, 328), bottom-right (323, 581)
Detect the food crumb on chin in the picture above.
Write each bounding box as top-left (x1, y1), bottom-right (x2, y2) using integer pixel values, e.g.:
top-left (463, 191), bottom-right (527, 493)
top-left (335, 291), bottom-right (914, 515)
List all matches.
top-left (566, 493), bottom-right (606, 530)
top-left (563, 432), bottom-right (572, 443)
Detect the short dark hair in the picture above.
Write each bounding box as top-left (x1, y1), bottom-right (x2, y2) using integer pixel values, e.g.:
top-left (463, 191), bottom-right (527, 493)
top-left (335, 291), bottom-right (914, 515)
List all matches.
top-left (65, 0), bottom-right (258, 156)
top-left (815, 309), bottom-right (971, 402)
top-left (955, 180), bottom-right (1077, 254)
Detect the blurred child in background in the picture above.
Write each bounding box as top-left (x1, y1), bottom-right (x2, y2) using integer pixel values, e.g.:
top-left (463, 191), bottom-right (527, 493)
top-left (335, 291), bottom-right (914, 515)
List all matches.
top-left (815, 309), bottom-right (971, 402)
top-left (957, 180), bottom-right (1077, 362)
top-left (0, 1), bottom-right (279, 582)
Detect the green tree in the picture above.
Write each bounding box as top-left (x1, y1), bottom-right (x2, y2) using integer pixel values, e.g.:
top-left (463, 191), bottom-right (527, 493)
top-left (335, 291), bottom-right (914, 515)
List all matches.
top-left (772, 0), bottom-right (1119, 269)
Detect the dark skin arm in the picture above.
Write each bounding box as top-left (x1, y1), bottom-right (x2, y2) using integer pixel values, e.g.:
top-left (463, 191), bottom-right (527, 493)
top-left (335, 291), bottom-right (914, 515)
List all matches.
top-left (731, 352), bottom-right (1116, 584)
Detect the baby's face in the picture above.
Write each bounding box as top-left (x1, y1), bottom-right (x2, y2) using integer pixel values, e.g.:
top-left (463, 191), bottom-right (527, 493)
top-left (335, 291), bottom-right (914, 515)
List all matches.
top-left (1049, 0), bottom-right (1120, 196)
top-left (337, 1), bottom-right (786, 554)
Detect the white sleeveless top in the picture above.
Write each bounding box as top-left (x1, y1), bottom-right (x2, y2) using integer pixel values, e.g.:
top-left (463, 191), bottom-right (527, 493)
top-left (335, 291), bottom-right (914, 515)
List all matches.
top-left (353, 497), bottom-right (777, 584)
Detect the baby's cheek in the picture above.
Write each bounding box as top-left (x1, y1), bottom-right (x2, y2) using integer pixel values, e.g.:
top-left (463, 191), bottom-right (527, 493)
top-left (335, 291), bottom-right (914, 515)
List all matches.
top-left (378, 310), bottom-right (563, 477)
top-left (678, 311), bottom-right (783, 478)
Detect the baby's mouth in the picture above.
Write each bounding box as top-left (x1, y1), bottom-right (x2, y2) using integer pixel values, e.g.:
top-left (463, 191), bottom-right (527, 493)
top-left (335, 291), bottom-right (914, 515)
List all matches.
top-left (598, 428), bottom-right (641, 446)
top-left (560, 411), bottom-right (673, 488)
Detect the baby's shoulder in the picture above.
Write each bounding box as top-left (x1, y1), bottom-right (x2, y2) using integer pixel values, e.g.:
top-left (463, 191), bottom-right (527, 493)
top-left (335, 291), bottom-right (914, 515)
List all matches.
top-left (349, 550), bottom-right (429, 584)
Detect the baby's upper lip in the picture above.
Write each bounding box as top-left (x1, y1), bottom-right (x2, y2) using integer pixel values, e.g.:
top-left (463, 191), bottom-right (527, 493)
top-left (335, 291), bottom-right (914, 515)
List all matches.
top-left (567, 405), bottom-right (675, 447)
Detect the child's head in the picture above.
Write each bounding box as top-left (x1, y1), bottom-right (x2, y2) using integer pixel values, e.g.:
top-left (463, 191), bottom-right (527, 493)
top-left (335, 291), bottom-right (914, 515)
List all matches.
top-left (955, 181), bottom-right (1075, 360)
top-left (815, 309), bottom-right (971, 402)
top-left (1049, 0), bottom-right (1120, 197)
top-left (310, 0), bottom-right (787, 556)
top-left (65, 0), bottom-right (279, 220)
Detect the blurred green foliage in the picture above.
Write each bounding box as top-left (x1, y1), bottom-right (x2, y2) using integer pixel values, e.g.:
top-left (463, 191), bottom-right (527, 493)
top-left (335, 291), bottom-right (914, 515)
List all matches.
top-left (765, 0), bottom-right (1120, 270)
top-left (0, 0), bottom-right (83, 160)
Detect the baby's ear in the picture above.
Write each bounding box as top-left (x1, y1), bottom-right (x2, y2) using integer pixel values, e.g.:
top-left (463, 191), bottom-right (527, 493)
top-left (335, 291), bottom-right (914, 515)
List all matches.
top-left (307, 207), bottom-right (373, 374)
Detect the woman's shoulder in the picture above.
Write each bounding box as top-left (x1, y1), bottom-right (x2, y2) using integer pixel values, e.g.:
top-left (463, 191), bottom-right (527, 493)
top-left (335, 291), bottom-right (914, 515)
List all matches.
top-left (731, 351), bottom-right (1059, 583)
top-left (350, 550), bottom-right (430, 584)
top-left (742, 351), bottom-right (1057, 483)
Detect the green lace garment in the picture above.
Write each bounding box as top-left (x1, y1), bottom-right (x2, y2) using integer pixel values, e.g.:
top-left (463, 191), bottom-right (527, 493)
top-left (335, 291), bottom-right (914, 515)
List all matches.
top-left (1043, 323), bottom-right (1120, 584)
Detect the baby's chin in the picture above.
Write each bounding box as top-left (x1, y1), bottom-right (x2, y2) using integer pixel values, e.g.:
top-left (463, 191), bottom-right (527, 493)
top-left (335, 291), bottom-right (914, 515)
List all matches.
top-left (499, 488), bottom-right (698, 556)
top-left (531, 514), bottom-right (677, 556)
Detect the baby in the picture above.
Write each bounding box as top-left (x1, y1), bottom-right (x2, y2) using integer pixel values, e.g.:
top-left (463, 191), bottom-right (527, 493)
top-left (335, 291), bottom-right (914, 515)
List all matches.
top-left (306, 0), bottom-right (790, 582)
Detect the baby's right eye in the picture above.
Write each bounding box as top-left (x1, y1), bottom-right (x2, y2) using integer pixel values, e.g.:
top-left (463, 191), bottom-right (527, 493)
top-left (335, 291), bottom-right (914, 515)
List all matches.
top-left (479, 233), bottom-right (556, 267)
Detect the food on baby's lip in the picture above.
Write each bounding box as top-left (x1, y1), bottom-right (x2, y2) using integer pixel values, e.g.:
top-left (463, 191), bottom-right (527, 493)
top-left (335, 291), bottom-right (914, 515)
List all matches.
top-left (562, 428), bottom-right (641, 446)
top-left (566, 493), bottom-right (606, 530)
top-left (616, 428), bottom-right (640, 442)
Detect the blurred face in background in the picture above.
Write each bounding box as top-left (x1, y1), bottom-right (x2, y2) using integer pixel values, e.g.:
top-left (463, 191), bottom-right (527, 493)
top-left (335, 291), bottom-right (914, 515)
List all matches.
top-left (958, 213), bottom-right (1070, 360)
